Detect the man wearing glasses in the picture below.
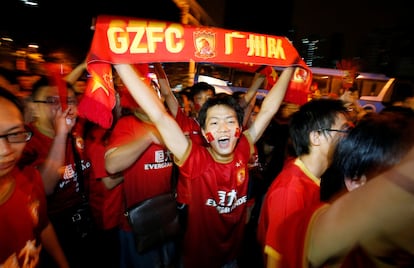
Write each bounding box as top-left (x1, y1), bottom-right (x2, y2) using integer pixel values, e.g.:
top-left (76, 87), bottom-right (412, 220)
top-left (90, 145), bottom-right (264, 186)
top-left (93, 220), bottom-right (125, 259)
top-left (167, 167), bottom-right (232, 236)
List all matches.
top-left (19, 75), bottom-right (97, 268)
top-left (0, 87), bottom-right (69, 267)
top-left (257, 98), bottom-right (351, 268)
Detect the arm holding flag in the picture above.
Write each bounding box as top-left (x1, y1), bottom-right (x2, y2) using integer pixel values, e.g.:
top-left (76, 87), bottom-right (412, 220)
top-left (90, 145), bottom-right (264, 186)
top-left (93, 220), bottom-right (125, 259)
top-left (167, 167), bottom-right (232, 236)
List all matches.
top-left (247, 67), bottom-right (294, 144)
top-left (114, 64), bottom-right (190, 160)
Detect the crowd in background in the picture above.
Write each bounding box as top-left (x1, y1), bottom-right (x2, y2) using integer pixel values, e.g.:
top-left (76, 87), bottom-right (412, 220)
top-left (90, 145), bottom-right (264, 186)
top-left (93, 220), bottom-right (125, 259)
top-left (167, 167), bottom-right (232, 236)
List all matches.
top-left (1, 42), bottom-right (414, 268)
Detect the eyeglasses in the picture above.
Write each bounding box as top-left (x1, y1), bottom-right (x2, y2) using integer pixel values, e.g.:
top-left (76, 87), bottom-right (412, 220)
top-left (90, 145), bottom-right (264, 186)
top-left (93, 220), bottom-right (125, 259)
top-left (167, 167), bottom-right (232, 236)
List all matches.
top-left (318, 128), bottom-right (351, 134)
top-left (33, 96), bottom-right (77, 106)
top-left (0, 131), bottom-right (33, 143)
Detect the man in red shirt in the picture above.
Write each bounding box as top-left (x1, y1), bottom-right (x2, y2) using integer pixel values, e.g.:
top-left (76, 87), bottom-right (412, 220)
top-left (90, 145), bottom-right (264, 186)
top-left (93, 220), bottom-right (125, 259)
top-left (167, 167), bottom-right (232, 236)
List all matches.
top-left (113, 63), bottom-right (294, 268)
top-left (105, 80), bottom-right (176, 267)
top-left (0, 87), bottom-right (68, 267)
top-left (257, 98), bottom-right (351, 267)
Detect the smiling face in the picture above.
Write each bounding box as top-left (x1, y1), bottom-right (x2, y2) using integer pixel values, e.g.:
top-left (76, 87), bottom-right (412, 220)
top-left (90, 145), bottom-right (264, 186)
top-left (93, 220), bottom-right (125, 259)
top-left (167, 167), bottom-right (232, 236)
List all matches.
top-left (0, 97), bottom-right (26, 179)
top-left (202, 104), bottom-right (241, 160)
top-left (31, 85), bottom-right (77, 126)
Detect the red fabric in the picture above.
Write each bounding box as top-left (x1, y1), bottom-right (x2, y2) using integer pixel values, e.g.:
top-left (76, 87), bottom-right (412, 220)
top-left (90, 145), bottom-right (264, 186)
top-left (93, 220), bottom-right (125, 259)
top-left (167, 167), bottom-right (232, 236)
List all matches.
top-left (275, 203), bottom-right (327, 268)
top-left (177, 134), bottom-right (252, 268)
top-left (0, 167), bottom-right (48, 266)
top-left (85, 126), bottom-right (123, 230)
top-left (106, 115), bottom-right (174, 231)
top-left (261, 65), bottom-right (279, 90)
top-left (43, 62), bottom-right (68, 110)
top-left (84, 15), bottom-right (312, 128)
top-left (20, 123), bottom-right (89, 213)
top-left (78, 62), bottom-right (115, 128)
top-left (284, 66), bottom-right (313, 105)
top-left (257, 158), bottom-right (321, 255)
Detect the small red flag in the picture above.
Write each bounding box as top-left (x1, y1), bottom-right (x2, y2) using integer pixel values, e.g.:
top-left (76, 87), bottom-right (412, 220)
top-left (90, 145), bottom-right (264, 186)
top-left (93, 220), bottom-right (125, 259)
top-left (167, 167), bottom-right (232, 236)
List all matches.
top-left (77, 62), bottom-right (116, 129)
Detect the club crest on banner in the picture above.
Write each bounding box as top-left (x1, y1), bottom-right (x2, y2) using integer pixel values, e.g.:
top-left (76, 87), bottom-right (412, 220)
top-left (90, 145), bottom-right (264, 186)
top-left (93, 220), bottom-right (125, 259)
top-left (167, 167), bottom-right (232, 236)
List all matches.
top-left (194, 31), bottom-right (216, 59)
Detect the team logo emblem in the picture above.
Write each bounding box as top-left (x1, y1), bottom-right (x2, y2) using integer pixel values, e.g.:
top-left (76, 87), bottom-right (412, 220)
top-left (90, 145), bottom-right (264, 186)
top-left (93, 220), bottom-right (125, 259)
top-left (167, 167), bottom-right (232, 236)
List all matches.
top-left (237, 167), bottom-right (246, 186)
top-left (194, 31), bottom-right (216, 59)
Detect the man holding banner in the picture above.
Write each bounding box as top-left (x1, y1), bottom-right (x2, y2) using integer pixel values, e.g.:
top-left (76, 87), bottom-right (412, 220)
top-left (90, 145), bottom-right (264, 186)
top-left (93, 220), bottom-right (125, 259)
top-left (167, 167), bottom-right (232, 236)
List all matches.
top-left (79, 15), bottom-right (308, 268)
top-left (113, 63), bottom-right (294, 267)
top-left (77, 15), bottom-right (311, 129)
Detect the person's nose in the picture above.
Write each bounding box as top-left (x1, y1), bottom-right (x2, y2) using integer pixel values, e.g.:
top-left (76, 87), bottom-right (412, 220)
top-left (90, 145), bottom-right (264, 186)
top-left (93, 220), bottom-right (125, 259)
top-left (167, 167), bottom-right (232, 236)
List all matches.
top-left (0, 138), bottom-right (13, 155)
top-left (217, 122), bottom-right (230, 133)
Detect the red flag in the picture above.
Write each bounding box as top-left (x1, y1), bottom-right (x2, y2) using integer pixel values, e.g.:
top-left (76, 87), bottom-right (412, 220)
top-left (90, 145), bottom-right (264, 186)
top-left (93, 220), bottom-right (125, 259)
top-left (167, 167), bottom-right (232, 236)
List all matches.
top-left (43, 62), bottom-right (68, 111)
top-left (258, 65), bottom-right (279, 90)
top-left (77, 62), bottom-right (115, 129)
top-left (283, 65), bottom-right (313, 105)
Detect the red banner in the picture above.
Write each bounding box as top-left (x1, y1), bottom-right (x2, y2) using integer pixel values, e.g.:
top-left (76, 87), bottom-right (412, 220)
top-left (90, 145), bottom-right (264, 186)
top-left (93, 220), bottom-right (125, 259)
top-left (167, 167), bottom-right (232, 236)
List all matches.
top-left (81, 15), bottom-right (311, 128)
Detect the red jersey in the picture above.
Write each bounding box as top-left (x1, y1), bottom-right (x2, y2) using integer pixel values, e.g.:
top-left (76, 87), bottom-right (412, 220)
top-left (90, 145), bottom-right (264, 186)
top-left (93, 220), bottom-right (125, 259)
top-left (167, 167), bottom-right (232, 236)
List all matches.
top-left (0, 166), bottom-right (48, 267)
top-left (85, 125), bottom-right (123, 230)
top-left (257, 158), bottom-right (321, 262)
top-left (174, 107), bottom-right (208, 204)
top-left (175, 133), bottom-right (255, 268)
top-left (107, 115), bottom-right (174, 230)
top-left (175, 107), bottom-right (204, 145)
top-left (19, 123), bottom-right (91, 213)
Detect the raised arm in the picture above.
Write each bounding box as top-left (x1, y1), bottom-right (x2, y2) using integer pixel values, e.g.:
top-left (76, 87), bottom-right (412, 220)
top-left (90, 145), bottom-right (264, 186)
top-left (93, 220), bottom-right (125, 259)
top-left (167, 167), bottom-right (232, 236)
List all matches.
top-left (39, 107), bottom-right (77, 195)
top-left (247, 67), bottom-right (294, 143)
top-left (114, 64), bottom-right (189, 160)
top-left (153, 63), bottom-right (180, 118)
top-left (241, 72), bottom-right (265, 127)
top-left (243, 72), bottom-right (265, 107)
top-left (64, 60), bottom-right (87, 85)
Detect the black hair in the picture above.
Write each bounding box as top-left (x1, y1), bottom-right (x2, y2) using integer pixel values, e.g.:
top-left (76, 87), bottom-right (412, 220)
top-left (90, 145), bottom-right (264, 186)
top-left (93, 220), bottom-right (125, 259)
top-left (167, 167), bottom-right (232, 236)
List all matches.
top-left (197, 93), bottom-right (244, 129)
top-left (0, 67), bottom-right (18, 84)
top-left (322, 111), bottom-right (414, 201)
top-left (289, 98), bottom-right (348, 156)
top-left (339, 111), bottom-right (414, 179)
top-left (31, 75), bottom-right (75, 99)
top-left (0, 86), bottom-right (25, 115)
top-left (190, 82), bottom-right (216, 100)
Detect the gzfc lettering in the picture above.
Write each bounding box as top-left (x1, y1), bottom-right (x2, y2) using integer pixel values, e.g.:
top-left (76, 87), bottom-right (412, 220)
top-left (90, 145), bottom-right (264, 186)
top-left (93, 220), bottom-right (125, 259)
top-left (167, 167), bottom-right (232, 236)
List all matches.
top-left (107, 20), bottom-right (185, 54)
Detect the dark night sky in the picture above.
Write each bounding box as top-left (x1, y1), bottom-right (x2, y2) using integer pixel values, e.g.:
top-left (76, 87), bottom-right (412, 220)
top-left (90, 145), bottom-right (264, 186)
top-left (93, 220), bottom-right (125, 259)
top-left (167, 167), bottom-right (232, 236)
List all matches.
top-left (1, 0), bottom-right (182, 61)
top-left (1, 0), bottom-right (413, 75)
top-left (223, 0), bottom-right (293, 37)
top-left (2, 0), bottom-right (293, 58)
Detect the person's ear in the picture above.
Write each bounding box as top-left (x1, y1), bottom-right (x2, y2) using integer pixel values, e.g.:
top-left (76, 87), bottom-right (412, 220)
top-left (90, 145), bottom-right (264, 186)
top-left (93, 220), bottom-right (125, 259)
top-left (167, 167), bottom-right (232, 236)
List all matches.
top-left (344, 175), bottom-right (367, 191)
top-left (309, 130), bottom-right (321, 146)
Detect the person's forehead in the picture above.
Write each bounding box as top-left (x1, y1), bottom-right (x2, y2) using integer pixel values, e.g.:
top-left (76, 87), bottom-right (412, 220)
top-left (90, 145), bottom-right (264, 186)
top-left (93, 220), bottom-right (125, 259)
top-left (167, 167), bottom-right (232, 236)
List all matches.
top-left (206, 105), bottom-right (236, 118)
top-left (333, 113), bottom-right (349, 126)
top-left (37, 85), bottom-right (75, 97)
top-left (0, 98), bottom-right (23, 126)
top-left (194, 89), bottom-right (214, 97)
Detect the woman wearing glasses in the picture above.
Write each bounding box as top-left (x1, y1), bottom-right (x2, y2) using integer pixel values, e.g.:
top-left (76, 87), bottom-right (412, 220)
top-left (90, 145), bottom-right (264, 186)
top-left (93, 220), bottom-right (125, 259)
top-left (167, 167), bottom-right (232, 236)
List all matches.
top-left (0, 87), bottom-right (69, 267)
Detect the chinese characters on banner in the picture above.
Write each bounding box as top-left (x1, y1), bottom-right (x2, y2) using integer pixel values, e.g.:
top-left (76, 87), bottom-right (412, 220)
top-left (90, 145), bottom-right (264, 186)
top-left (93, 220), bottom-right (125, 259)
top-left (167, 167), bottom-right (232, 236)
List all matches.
top-left (79, 15), bottom-right (311, 128)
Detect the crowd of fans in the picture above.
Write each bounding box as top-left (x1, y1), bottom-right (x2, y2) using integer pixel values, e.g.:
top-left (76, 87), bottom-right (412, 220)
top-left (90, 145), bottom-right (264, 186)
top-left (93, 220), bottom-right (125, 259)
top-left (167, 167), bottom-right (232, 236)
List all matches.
top-left (1, 41), bottom-right (414, 268)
